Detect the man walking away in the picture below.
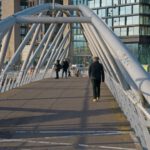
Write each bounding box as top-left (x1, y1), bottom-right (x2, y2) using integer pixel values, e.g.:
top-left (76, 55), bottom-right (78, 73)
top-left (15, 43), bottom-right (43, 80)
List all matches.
top-left (89, 57), bottom-right (105, 102)
top-left (62, 59), bottom-right (69, 78)
top-left (54, 60), bottom-right (62, 79)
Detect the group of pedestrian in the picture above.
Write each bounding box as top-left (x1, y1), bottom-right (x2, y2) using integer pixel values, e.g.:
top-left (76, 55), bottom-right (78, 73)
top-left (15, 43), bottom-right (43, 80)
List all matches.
top-left (54, 59), bottom-right (70, 79)
top-left (54, 56), bottom-right (105, 103)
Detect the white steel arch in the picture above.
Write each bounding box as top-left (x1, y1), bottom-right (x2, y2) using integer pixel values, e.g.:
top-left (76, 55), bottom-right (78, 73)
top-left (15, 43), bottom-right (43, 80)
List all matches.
top-left (0, 3), bottom-right (150, 150)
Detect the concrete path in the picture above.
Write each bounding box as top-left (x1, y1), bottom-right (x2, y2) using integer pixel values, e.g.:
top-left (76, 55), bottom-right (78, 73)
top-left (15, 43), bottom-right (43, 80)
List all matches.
top-left (0, 77), bottom-right (142, 150)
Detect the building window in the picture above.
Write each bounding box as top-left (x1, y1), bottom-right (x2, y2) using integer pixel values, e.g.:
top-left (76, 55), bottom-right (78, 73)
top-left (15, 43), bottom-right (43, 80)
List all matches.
top-left (128, 27), bottom-right (139, 35)
top-left (108, 8), bottom-right (113, 17)
top-left (140, 27), bottom-right (145, 35)
top-left (121, 27), bottom-right (127, 36)
top-left (101, 0), bottom-right (106, 7)
top-left (88, 0), bottom-right (94, 8)
top-left (139, 27), bottom-right (150, 35)
top-left (140, 16), bottom-right (143, 24)
top-left (114, 28), bottom-right (120, 36)
top-left (127, 16), bottom-right (139, 25)
top-left (98, 9), bottom-right (106, 17)
top-left (133, 16), bottom-right (139, 24)
top-left (133, 5), bottom-right (139, 14)
top-left (142, 5), bottom-right (150, 14)
top-left (121, 0), bottom-right (126, 4)
top-left (140, 0), bottom-right (150, 3)
top-left (113, 0), bottom-right (119, 6)
top-left (133, 27), bottom-right (139, 35)
top-left (113, 7), bottom-right (119, 16)
top-left (139, 5), bottom-right (143, 13)
top-left (128, 27), bottom-right (134, 35)
top-left (95, 0), bottom-right (100, 8)
top-left (140, 16), bottom-right (150, 25)
top-left (120, 17), bottom-right (125, 25)
top-left (127, 16), bottom-right (132, 25)
top-left (131, 0), bottom-right (135, 3)
top-left (126, 0), bottom-right (135, 3)
top-left (107, 0), bottom-right (112, 6)
top-left (126, 6), bottom-right (132, 14)
top-left (148, 27), bottom-right (150, 35)
top-left (114, 17), bottom-right (119, 26)
top-left (120, 6), bottom-right (132, 15)
top-left (107, 18), bottom-right (112, 27)
top-left (114, 17), bottom-right (125, 26)
top-left (120, 6), bottom-right (126, 15)
top-left (101, 0), bottom-right (113, 7)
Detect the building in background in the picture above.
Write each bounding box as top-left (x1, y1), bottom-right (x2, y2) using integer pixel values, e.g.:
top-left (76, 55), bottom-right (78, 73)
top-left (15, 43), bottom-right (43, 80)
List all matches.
top-left (1, 0), bottom-right (150, 66)
top-left (71, 1), bottom-right (91, 65)
top-left (71, 0), bottom-right (150, 65)
top-left (0, 0), bottom-right (64, 62)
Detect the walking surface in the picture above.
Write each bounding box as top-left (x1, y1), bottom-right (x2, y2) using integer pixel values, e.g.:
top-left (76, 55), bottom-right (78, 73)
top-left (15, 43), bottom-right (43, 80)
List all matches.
top-left (0, 77), bottom-right (142, 150)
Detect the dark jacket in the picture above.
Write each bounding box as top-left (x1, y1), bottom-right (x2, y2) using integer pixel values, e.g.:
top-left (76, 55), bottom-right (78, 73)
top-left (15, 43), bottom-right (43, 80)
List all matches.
top-left (55, 63), bottom-right (62, 72)
top-left (89, 61), bottom-right (105, 82)
top-left (62, 61), bottom-right (69, 71)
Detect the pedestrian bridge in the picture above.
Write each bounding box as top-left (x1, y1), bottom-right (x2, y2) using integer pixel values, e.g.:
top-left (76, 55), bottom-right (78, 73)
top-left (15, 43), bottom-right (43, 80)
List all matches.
top-left (0, 77), bottom-right (141, 150)
top-left (0, 3), bottom-right (150, 150)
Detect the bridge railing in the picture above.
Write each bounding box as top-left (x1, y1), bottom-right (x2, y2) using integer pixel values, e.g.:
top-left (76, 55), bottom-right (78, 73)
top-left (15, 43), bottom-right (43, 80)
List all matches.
top-left (0, 3), bottom-right (150, 149)
top-left (79, 5), bottom-right (150, 149)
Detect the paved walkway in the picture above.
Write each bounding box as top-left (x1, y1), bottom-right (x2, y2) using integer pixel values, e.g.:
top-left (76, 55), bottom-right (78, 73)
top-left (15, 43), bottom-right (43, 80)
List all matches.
top-left (0, 77), bottom-right (141, 150)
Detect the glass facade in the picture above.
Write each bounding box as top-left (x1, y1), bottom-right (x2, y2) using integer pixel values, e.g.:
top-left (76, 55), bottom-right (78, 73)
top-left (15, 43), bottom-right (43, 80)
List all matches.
top-left (20, 0), bottom-right (29, 41)
top-left (71, 0), bottom-right (150, 65)
top-left (0, 0), bottom-right (1, 19)
top-left (72, 22), bottom-right (90, 64)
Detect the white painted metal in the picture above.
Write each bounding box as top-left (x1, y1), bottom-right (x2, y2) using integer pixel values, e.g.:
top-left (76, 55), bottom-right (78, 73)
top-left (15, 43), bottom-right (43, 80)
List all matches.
top-left (25, 22), bottom-right (62, 73)
top-left (1, 23), bottom-right (38, 77)
top-left (0, 16), bottom-right (16, 33)
top-left (39, 23), bottom-right (67, 68)
top-left (1, 74), bottom-right (8, 93)
top-left (17, 24), bottom-right (42, 86)
top-left (32, 11), bottom-right (62, 76)
top-left (42, 30), bottom-right (70, 78)
top-left (81, 23), bottom-right (117, 82)
top-left (16, 16), bottom-right (91, 23)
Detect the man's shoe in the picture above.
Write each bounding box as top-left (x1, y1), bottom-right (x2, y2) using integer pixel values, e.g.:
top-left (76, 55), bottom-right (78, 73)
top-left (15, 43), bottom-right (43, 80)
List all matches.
top-left (92, 99), bottom-right (97, 102)
top-left (97, 97), bottom-right (100, 101)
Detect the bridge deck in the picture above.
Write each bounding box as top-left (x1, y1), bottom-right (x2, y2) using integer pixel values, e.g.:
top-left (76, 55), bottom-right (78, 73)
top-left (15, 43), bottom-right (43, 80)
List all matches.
top-left (0, 77), bottom-right (141, 150)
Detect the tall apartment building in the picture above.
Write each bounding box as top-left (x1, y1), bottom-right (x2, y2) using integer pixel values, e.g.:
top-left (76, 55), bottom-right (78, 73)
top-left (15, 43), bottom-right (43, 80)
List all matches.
top-left (71, 0), bottom-right (150, 65)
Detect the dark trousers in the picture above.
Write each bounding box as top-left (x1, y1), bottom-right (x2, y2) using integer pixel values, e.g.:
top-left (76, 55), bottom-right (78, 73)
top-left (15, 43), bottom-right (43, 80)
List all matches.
top-left (68, 70), bottom-right (71, 77)
top-left (62, 69), bottom-right (67, 78)
top-left (91, 79), bottom-right (101, 99)
top-left (56, 70), bottom-right (59, 79)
